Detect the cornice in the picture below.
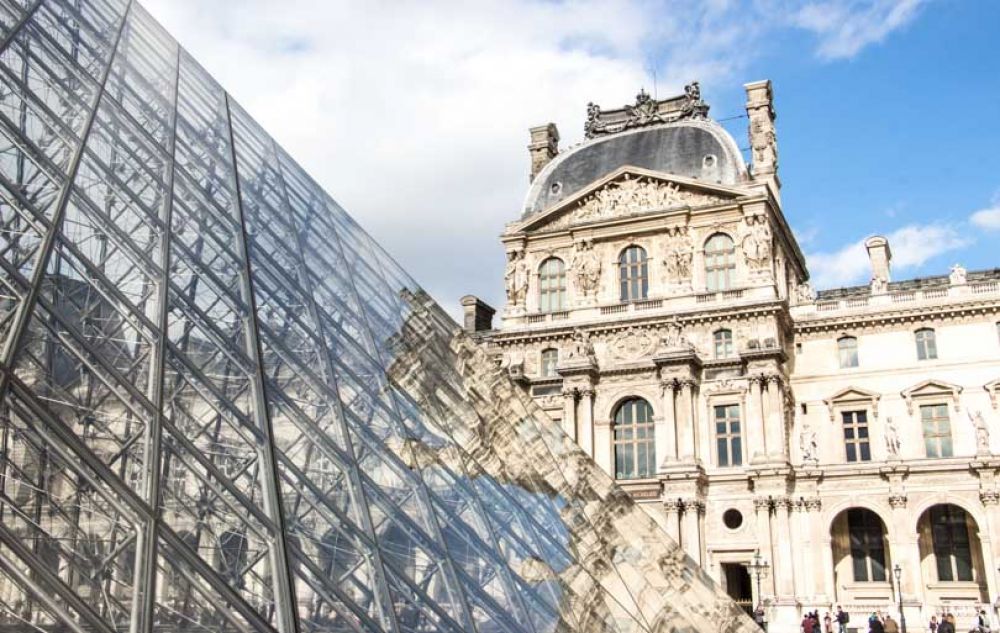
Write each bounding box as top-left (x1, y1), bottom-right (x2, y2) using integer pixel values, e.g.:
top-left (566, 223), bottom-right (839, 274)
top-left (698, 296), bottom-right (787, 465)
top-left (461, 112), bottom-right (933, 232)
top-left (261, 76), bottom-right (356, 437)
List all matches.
top-left (793, 297), bottom-right (1000, 335)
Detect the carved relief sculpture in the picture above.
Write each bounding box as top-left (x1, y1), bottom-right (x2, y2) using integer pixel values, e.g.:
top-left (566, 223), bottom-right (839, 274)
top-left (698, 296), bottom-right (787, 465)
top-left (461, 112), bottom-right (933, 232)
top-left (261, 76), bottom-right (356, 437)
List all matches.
top-left (740, 214), bottom-right (772, 274)
top-left (799, 420), bottom-right (818, 464)
top-left (566, 328), bottom-right (597, 365)
top-left (609, 326), bottom-right (658, 362)
top-left (870, 274), bottom-right (888, 295)
top-left (663, 226), bottom-right (693, 290)
top-left (950, 263), bottom-right (967, 286)
top-left (657, 319), bottom-right (693, 353)
top-left (570, 239), bottom-right (602, 301)
top-left (794, 281), bottom-right (815, 305)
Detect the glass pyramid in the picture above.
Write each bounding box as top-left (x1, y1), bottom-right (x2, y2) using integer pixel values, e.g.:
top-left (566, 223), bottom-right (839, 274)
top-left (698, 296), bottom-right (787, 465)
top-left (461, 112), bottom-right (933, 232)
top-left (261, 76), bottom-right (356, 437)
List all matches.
top-left (0, 2), bottom-right (756, 632)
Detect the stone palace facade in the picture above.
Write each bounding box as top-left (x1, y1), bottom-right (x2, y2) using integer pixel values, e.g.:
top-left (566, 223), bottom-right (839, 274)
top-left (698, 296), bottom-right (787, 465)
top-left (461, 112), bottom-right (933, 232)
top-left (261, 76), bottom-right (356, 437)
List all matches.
top-left (462, 81), bottom-right (1000, 632)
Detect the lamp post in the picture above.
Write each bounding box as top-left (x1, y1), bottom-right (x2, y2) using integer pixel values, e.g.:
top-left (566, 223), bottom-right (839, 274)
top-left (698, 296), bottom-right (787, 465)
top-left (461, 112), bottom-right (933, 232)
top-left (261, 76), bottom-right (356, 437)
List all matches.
top-left (893, 563), bottom-right (907, 633)
top-left (748, 550), bottom-right (770, 631)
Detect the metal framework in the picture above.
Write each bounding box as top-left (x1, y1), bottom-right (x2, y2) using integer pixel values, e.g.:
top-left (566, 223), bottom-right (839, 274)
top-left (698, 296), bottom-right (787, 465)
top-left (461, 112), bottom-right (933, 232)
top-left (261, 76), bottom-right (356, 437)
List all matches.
top-left (0, 2), bottom-right (758, 632)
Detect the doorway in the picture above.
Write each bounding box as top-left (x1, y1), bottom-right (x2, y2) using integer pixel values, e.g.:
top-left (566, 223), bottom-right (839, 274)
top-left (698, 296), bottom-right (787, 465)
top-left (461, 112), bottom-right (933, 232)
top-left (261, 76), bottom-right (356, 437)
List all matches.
top-left (722, 562), bottom-right (754, 616)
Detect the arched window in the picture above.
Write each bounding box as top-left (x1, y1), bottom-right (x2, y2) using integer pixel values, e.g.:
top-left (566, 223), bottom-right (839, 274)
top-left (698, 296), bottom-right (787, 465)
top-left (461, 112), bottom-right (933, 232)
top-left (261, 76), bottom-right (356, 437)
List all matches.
top-left (847, 509), bottom-right (887, 582)
top-left (704, 233), bottom-right (736, 292)
top-left (538, 257), bottom-right (566, 312)
top-left (838, 336), bottom-right (858, 368)
top-left (612, 398), bottom-right (655, 479)
top-left (540, 348), bottom-right (558, 377)
top-left (618, 246), bottom-right (648, 302)
top-left (929, 505), bottom-right (973, 581)
top-left (915, 328), bottom-right (937, 360)
top-left (713, 329), bottom-right (734, 359)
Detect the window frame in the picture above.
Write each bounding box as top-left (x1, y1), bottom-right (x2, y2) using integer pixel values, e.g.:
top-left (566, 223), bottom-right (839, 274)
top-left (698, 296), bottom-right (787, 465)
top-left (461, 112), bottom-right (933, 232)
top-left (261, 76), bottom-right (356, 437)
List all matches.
top-left (841, 409), bottom-right (872, 463)
top-left (921, 403), bottom-right (953, 458)
top-left (618, 245), bottom-right (649, 302)
top-left (612, 398), bottom-right (656, 480)
top-left (704, 233), bottom-right (736, 292)
top-left (538, 257), bottom-right (567, 313)
top-left (838, 336), bottom-right (859, 369)
top-left (929, 505), bottom-right (974, 582)
top-left (847, 508), bottom-right (888, 582)
top-left (540, 348), bottom-right (558, 378)
top-left (714, 403), bottom-right (743, 467)
top-left (915, 327), bottom-right (937, 361)
top-left (713, 329), bottom-right (734, 359)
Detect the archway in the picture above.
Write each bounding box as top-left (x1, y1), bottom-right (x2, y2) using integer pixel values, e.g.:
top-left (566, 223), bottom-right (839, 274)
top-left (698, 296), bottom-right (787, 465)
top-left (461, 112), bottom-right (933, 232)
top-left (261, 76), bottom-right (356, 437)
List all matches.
top-left (830, 507), bottom-right (893, 608)
top-left (916, 503), bottom-right (988, 618)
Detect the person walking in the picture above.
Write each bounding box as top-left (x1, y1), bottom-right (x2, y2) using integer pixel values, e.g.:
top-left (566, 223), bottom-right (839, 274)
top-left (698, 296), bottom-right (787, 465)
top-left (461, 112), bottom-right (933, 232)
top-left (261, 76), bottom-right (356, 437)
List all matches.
top-left (824, 611), bottom-right (833, 633)
top-left (976, 608), bottom-right (992, 633)
top-left (835, 606), bottom-right (849, 633)
top-left (883, 614), bottom-right (898, 633)
top-left (868, 613), bottom-right (885, 633)
top-left (937, 612), bottom-right (955, 633)
top-left (802, 612), bottom-right (816, 633)
top-left (929, 614), bottom-right (938, 633)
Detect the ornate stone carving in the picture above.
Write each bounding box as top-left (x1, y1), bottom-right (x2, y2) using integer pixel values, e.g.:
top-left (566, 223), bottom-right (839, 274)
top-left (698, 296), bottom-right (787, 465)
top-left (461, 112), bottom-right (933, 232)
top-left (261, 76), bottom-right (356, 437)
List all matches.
top-left (970, 410), bottom-right (991, 455)
top-left (950, 263), bottom-right (967, 285)
top-left (657, 319), bottom-right (693, 353)
top-left (565, 328), bottom-right (597, 365)
top-left (570, 239), bottom-right (601, 301)
top-left (804, 497), bottom-right (822, 511)
top-left (794, 281), bottom-right (815, 305)
top-left (663, 499), bottom-right (683, 514)
top-left (662, 226), bottom-right (693, 289)
top-left (740, 214), bottom-right (772, 272)
top-left (799, 420), bottom-right (817, 465)
top-left (870, 274), bottom-right (888, 295)
top-left (609, 326), bottom-right (658, 362)
top-left (678, 81), bottom-right (709, 121)
top-left (746, 82), bottom-right (778, 176)
top-left (980, 490), bottom-right (1000, 506)
top-left (752, 496), bottom-right (771, 512)
top-left (503, 249), bottom-right (528, 307)
top-left (888, 492), bottom-right (907, 509)
top-left (885, 417), bottom-right (901, 459)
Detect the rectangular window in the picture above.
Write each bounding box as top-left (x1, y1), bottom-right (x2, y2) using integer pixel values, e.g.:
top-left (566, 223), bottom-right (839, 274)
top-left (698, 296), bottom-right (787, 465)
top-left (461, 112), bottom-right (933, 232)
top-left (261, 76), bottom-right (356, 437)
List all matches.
top-left (915, 329), bottom-right (937, 360)
top-left (842, 410), bottom-right (871, 462)
top-left (540, 349), bottom-right (558, 377)
top-left (714, 404), bottom-right (742, 467)
top-left (838, 337), bottom-right (859, 368)
top-left (922, 404), bottom-right (953, 457)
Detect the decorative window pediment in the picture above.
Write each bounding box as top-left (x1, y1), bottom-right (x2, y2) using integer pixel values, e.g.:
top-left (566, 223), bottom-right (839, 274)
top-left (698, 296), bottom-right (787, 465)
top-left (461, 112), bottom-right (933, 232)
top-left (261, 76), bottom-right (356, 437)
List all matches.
top-left (824, 386), bottom-right (881, 422)
top-left (986, 379), bottom-right (1000, 410)
top-left (901, 379), bottom-right (963, 415)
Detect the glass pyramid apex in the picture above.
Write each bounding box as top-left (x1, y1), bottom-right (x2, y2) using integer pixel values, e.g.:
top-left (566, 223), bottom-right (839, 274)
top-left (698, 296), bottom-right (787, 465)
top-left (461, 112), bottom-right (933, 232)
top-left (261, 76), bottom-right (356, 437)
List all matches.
top-left (0, 1), bottom-right (756, 631)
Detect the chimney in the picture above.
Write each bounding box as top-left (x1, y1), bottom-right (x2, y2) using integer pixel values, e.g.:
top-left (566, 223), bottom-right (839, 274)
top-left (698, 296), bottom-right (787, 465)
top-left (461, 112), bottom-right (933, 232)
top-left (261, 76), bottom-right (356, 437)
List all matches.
top-left (460, 295), bottom-right (495, 333)
top-left (865, 236), bottom-right (892, 283)
top-left (744, 80), bottom-right (779, 194)
top-left (528, 123), bottom-right (559, 182)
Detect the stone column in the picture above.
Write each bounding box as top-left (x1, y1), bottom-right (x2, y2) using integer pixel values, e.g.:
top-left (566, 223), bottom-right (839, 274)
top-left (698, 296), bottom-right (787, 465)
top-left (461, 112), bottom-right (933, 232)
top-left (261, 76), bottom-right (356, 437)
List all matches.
top-left (658, 379), bottom-right (678, 464)
top-left (561, 387), bottom-right (577, 441)
top-left (773, 497), bottom-right (796, 599)
top-left (681, 499), bottom-right (704, 565)
top-left (888, 494), bottom-right (921, 602)
top-left (747, 376), bottom-right (766, 463)
top-left (662, 499), bottom-right (682, 543)
top-left (754, 496), bottom-right (777, 597)
top-left (791, 499), bottom-right (809, 601)
top-left (578, 388), bottom-right (595, 458)
top-left (678, 380), bottom-right (696, 462)
top-left (765, 375), bottom-right (786, 460)
top-left (979, 493), bottom-right (1000, 612)
top-left (806, 498), bottom-right (825, 602)
top-left (594, 420), bottom-right (613, 474)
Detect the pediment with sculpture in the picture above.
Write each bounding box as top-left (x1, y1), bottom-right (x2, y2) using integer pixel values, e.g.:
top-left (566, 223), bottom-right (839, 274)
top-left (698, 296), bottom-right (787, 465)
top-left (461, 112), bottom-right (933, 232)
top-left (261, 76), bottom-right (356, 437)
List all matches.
top-left (516, 167), bottom-right (743, 233)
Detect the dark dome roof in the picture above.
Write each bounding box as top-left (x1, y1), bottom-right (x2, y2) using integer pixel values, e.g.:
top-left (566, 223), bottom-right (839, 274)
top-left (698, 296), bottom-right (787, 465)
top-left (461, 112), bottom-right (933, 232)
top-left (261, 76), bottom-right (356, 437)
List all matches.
top-left (523, 120), bottom-right (746, 217)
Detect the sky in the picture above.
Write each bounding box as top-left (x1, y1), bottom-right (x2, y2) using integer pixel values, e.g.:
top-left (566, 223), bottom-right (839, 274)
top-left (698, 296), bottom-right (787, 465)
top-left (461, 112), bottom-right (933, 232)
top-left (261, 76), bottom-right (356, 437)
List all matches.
top-left (142, 0), bottom-right (1000, 315)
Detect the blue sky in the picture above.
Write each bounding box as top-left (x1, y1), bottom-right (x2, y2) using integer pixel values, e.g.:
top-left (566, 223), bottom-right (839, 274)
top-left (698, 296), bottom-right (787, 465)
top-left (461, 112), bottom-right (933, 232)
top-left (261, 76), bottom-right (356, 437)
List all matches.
top-left (144, 0), bottom-right (1000, 312)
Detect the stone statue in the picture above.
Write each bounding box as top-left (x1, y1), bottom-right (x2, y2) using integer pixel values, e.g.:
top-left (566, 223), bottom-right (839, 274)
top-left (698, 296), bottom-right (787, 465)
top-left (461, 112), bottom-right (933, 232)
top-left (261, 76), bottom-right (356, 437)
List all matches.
top-left (799, 421), bottom-right (818, 464)
top-left (504, 250), bottom-right (528, 306)
top-left (658, 319), bottom-right (691, 352)
top-left (583, 102), bottom-right (604, 139)
top-left (949, 263), bottom-right (967, 286)
top-left (885, 417), bottom-right (901, 458)
top-left (678, 81), bottom-right (709, 120)
top-left (566, 328), bottom-right (597, 364)
top-left (741, 215), bottom-right (772, 269)
top-left (570, 240), bottom-right (601, 300)
top-left (794, 281), bottom-right (815, 305)
top-left (970, 410), bottom-right (990, 455)
top-left (870, 274), bottom-right (888, 295)
top-left (663, 227), bottom-right (693, 287)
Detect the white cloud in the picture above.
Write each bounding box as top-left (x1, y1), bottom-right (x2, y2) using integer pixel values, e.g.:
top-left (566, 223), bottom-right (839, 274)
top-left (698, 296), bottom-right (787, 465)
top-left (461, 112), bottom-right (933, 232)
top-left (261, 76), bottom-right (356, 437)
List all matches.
top-left (806, 224), bottom-right (970, 289)
top-left (970, 206), bottom-right (1000, 231)
top-left (139, 0), bottom-right (925, 316)
top-left (789, 0), bottom-right (926, 60)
